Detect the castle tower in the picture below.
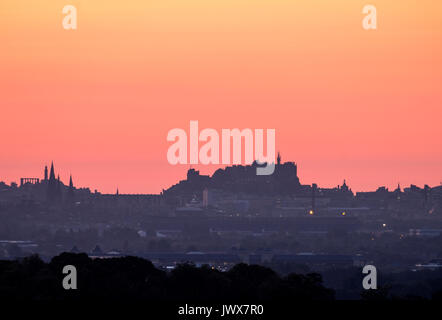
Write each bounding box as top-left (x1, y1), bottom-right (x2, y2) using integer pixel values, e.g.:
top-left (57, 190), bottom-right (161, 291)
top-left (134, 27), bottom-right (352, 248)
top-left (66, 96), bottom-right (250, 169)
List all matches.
top-left (341, 179), bottom-right (349, 191)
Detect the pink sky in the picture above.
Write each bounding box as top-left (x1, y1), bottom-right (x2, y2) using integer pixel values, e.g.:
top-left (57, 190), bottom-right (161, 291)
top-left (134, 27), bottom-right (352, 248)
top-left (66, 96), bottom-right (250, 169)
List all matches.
top-left (0, 0), bottom-right (441, 193)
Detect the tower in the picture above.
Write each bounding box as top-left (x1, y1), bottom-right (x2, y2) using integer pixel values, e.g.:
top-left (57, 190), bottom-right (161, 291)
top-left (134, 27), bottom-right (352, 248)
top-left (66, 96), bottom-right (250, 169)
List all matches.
top-left (277, 152), bottom-right (281, 165)
top-left (46, 162), bottom-right (57, 202)
top-left (46, 162), bottom-right (60, 203)
top-left (44, 165), bottom-right (48, 181)
top-left (341, 179), bottom-right (349, 192)
top-left (67, 174), bottom-right (75, 204)
top-left (49, 162), bottom-right (55, 181)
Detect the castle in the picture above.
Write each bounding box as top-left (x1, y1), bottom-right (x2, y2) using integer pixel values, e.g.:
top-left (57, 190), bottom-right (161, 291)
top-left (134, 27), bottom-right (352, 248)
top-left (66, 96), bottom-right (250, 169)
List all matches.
top-left (164, 152), bottom-right (303, 197)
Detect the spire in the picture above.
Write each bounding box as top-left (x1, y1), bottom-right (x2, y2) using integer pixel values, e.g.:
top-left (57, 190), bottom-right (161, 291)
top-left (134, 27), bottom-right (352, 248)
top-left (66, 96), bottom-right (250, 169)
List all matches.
top-left (277, 152), bottom-right (281, 165)
top-left (44, 165), bottom-right (48, 181)
top-left (47, 161), bottom-right (57, 202)
top-left (49, 162), bottom-right (56, 181)
top-left (67, 174), bottom-right (75, 204)
top-left (341, 179), bottom-right (349, 192)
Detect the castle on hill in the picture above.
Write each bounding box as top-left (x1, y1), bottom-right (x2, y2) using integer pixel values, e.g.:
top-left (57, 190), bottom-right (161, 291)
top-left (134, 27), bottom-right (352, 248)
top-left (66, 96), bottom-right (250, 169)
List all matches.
top-left (164, 153), bottom-right (305, 197)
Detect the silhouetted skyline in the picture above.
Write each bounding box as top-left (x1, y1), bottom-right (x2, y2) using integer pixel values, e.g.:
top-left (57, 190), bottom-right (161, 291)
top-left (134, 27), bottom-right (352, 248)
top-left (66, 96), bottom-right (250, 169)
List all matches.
top-left (2, 157), bottom-right (441, 196)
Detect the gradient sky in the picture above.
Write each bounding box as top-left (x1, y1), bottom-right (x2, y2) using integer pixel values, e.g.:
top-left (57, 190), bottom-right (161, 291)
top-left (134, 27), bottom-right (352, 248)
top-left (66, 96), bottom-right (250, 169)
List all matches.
top-left (1, 0), bottom-right (441, 194)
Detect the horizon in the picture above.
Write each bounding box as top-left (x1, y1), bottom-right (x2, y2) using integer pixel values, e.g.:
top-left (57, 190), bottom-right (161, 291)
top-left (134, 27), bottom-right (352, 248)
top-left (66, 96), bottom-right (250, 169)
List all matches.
top-left (2, 159), bottom-right (441, 195)
top-left (1, 0), bottom-right (441, 194)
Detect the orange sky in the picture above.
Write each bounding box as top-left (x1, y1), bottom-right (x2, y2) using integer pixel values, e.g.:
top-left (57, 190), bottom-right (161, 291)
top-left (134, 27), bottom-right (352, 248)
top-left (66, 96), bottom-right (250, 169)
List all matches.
top-left (0, 0), bottom-right (441, 194)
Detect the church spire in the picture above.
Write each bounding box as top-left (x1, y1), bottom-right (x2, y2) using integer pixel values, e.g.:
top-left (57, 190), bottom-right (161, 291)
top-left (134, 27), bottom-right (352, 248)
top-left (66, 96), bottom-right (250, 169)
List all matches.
top-left (47, 161), bottom-right (57, 202)
top-left (67, 174), bottom-right (75, 204)
top-left (49, 161), bottom-right (56, 181)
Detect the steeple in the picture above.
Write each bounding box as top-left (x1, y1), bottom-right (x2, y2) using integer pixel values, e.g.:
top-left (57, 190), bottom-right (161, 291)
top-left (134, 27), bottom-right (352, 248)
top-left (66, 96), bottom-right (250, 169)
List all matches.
top-left (47, 161), bottom-right (57, 202)
top-left (49, 162), bottom-right (56, 181)
top-left (44, 165), bottom-right (48, 181)
top-left (67, 174), bottom-right (75, 204)
top-left (277, 152), bottom-right (281, 165)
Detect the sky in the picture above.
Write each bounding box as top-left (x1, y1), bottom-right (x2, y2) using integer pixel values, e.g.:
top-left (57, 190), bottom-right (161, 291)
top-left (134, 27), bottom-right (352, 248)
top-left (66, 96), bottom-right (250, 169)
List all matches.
top-left (0, 0), bottom-right (441, 194)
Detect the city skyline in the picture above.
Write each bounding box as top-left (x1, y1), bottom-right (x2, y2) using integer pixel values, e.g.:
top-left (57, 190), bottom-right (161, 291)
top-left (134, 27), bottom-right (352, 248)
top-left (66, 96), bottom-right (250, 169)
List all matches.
top-left (2, 157), bottom-right (440, 195)
top-left (1, 0), bottom-right (441, 193)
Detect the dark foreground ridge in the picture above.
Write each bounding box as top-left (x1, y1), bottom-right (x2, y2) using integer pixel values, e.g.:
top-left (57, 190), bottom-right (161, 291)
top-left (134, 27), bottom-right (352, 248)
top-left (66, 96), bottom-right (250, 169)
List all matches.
top-left (0, 253), bottom-right (334, 301)
top-left (1, 253), bottom-right (442, 302)
top-left (2, 254), bottom-right (442, 320)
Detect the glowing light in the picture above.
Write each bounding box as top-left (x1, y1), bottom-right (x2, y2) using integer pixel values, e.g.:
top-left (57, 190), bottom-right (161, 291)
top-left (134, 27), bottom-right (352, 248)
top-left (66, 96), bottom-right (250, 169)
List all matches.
top-left (341, 212), bottom-right (346, 216)
top-left (382, 223), bottom-right (387, 227)
top-left (309, 210), bottom-right (314, 215)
